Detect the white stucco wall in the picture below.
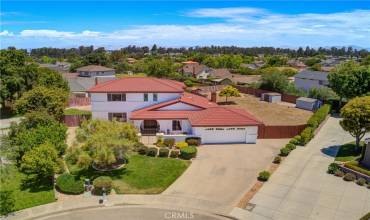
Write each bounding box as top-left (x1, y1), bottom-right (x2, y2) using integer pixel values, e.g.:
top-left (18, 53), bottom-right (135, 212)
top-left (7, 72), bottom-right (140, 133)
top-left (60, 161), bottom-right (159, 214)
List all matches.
top-left (196, 71), bottom-right (209, 79)
top-left (192, 126), bottom-right (258, 144)
top-left (91, 92), bottom-right (182, 120)
top-left (294, 78), bottom-right (329, 91)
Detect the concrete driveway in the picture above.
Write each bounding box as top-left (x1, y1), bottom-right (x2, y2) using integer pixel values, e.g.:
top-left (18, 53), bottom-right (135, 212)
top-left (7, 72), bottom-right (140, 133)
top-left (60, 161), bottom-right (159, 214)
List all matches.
top-left (163, 139), bottom-right (289, 211)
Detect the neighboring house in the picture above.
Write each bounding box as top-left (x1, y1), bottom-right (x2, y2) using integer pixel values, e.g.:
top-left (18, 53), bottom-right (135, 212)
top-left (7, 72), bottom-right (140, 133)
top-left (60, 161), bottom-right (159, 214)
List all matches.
top-left (88, 77), bottom-right (261, 144)
top-left (65, 73), bottom-right (115, 97)
top-left (76, 65), bottom-right (115, 77)
top-left (179, 61), bottom-right (211, 79)
top-left (39, 61), bottom-right (71, 73)
top-left (287, 59), bottom-right (307, 70)
top-left (240, 62), bottom-right (264, 70)
top-left (208, 68), bottom-right (233, 85)
top-left (127, 58), bottom-right (137, 64)
top-left (294, 70), bottom-right (329, 91)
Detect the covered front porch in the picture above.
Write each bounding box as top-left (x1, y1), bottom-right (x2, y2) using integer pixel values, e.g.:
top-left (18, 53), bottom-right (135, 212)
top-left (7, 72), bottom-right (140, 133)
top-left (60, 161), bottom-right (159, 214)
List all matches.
top-left (133, 119), bottom-right (193, 136)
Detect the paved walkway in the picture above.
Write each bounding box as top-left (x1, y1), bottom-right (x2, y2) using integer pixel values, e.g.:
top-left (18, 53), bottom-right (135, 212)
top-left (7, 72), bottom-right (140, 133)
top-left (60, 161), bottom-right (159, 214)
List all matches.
top-left (230, 117), bottom-right (370, 220)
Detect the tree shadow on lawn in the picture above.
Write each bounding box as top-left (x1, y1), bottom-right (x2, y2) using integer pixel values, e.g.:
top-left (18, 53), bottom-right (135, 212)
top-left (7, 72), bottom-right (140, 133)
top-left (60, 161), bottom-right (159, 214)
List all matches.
top-left (21, 175), bottom-right (53, 192)
top-left (321, 145), bottom-right (340, 158)
top-left (72, 166), bottom-right (132, 181)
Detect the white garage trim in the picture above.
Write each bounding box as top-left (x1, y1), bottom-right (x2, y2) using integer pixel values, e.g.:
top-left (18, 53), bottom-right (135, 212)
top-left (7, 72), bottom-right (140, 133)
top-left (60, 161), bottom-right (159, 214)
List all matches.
top-left (193, 126), bottom-right (258, 144)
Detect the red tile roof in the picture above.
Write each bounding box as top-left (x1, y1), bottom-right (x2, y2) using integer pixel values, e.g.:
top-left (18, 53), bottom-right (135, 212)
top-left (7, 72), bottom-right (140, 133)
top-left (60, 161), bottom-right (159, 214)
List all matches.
top-left (88, 77), bottom-right (185, 93)
top-left (131, 93), bottom-right (261, 127)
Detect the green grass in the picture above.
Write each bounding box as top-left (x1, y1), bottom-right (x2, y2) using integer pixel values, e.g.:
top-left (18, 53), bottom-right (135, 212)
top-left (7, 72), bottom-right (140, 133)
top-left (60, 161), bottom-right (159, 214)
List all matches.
top-left (344, 161), bottom-right (370, 176)
top-left (335, 141), bottom-right (364, 162)
top-left (67, 154), bottom-right (190, 194)
top-left (0, 165), bottom-right (55, 212)
top-left (64, 108), bottom-right (91, 116)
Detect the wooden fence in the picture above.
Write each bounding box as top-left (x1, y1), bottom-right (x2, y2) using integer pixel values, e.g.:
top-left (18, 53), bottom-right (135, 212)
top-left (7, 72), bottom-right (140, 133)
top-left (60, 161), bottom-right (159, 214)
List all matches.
top-left (68, 97), bottom-right (91, 107)
top-left (64, 115), bottom-right (91, 127)
top-left (235, 86), bottom-right (300, 104)
top-left (258, 124), bottom-right (306, 139)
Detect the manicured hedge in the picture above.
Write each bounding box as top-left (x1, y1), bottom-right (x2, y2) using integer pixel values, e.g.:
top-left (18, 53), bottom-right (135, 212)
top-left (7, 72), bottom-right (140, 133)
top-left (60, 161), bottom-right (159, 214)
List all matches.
top-left (64, 108), bottom-right (92, 116)
top-left (180, 146), bottom-right (197, 160)
top-left (175, 141), bottom-right (188, 149)
top-left (280, 147), bottom-right (291, 156)
top-left (56, 174), bottom-right (84, 195)
top-left (138, 146), bottom-right (148, 155)
top-left (185, 137), bottom-right (201, 146)
top-left (158, 147), bottom-right (169, 157)
top-left (300, 127), bottom-right (314, 146)
top-left (163, 138), bottom-right (175, 148)
top-left (170, 149), bottom-right (180, 158)
top-left (93, 176), bottom-right (112, 195)
top-left (344, 161), bottom-right (370, 176)
top-left (147, 147), bottom-right (158, 157)
top-left (289, 135), bottom-right (301, 145)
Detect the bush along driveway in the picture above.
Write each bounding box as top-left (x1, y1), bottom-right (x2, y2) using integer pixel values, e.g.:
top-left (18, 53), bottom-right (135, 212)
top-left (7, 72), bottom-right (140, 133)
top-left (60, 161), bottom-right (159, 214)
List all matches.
top-left (243, 117), bottom-right (370, 220)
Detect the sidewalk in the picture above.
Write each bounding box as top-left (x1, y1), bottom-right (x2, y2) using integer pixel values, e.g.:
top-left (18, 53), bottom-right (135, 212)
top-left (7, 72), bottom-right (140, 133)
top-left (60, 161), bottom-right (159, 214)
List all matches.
top-left (230, 117), bottom-right (370, 220)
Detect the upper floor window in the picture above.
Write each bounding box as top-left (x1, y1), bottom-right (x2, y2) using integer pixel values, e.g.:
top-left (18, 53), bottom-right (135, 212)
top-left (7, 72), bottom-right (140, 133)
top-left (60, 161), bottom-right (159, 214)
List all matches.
top-left (144, 93), bottom-right (149, 102)
top-left (153, 93), bottom-right (158, 101)
top-left (107, 93), bottom-right (126, 101)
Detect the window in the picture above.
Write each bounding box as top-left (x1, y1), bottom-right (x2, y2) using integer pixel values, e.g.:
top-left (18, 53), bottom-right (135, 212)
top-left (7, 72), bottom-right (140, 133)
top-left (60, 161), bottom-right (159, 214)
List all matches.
top-left (226, 128), bottom-right (235, 130)
top-left (318, 80), bottom-right (324, 85)
top-left (153, 93), bottom-right (158, 101)
top-left (215, 128), bottom-right (224, 130)
top-left (107, 93), bottom-right (126, 101)
top-left (237, 128), bottom-right (246, 130)
top-left (144, 93), bottom-right (149, 102)
top-left (108, 112), bottom-right (127, 122)
top-left (205, 128), bottom-right (214, 131)
top-left (172, 120), bottom-right (182, 131)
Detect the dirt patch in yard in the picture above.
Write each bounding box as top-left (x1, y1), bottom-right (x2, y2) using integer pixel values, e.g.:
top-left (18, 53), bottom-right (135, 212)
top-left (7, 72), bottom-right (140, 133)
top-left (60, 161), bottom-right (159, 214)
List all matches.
top-left (219, 93), bottom-right (312, 126)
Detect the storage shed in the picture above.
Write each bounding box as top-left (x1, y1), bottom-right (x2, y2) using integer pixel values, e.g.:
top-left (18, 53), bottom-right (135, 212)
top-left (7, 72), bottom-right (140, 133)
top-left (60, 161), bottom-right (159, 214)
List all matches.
top-left (296, 97), bottom-right (322, 111)
top-left (261, 92), bottom-right (281, 103)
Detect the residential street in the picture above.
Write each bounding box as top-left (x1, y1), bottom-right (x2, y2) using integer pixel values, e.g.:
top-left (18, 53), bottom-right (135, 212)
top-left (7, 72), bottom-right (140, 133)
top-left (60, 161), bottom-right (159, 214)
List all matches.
top-left (231, 117), bottom-right (370, 220)
top-left (164, 140), bottom-right (289, 212)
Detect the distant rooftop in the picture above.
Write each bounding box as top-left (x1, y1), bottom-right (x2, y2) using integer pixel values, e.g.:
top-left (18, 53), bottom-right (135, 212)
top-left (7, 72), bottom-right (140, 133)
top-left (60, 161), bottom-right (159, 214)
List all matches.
top-left (295, 70), bottom-right (329, 81)
top-left (76, 65), bottom-right (115, 72)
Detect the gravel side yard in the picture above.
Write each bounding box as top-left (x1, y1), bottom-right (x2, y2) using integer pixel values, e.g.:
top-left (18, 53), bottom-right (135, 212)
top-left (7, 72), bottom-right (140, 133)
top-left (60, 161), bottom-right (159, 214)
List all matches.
top-left (220, 93), bottom-right (312, 126)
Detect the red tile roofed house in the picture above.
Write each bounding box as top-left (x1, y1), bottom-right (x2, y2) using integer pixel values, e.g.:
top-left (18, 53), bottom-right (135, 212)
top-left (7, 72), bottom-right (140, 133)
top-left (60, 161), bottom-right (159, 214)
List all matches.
top-left (89, 77), bottom-right (261, 144)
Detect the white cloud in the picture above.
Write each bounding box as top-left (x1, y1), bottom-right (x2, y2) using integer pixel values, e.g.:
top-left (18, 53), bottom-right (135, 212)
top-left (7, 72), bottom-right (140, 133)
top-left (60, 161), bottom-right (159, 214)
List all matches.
top-left (1, 8), bottom-right (370, 48)
top-left (0, 30), bottom-right (14, 37)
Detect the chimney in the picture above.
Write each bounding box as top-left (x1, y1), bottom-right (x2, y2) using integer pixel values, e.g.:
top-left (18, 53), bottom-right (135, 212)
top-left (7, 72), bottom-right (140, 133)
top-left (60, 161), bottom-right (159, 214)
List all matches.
top-left (211, 92), bottom-right (217, 103)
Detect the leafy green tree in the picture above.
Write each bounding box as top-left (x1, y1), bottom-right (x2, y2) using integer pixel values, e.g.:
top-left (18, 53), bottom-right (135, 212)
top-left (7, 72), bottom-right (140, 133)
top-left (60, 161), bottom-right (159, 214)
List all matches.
top-left (219, 86), bottom-right (241, 103)
top-left (340, 96), bottom-right (370, 159)
top-left (14, 86), bottom-right (68, 121)
top-left (36, 67), bottom-right (69, 91)
top-left (145, 58), bottom-right (175, 77)
top-left (361, 55), bottom-right (370, 66)
top-left (77, 152), bottom-right (92, 169)
top-left (308, 87), bottom-right (338, 101)
top-left (304, 57), bottom-right (321, 66)
top-left (265, 55), bottom-right (288, 67)
top-left (21, 143), bottom-right (59, 178)
top-left (328, 61), bottom-right (370, 107)
top-left (260, 72), bottom-right (289, 92)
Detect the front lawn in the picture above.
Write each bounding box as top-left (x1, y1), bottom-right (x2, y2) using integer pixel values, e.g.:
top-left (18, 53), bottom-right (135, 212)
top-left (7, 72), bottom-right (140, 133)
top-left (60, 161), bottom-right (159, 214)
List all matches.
top-left (0, 165), bottom-right (55, 213)
top-left (335, 141), bottom-right (364, 162)
top-left (68, 155), bottom-right (190, 194)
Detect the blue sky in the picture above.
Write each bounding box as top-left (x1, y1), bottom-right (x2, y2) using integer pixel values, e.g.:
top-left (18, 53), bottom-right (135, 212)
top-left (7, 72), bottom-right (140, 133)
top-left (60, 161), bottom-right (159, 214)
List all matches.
top-left (1, 1), bottom-right (370, 49)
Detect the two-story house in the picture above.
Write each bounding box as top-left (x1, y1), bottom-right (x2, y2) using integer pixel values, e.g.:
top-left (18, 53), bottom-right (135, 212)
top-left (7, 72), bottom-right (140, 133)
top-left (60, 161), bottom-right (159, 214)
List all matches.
top-left (294, 70), bottom-right (329, 91)
top-left (88, 77), bottom-right (261, 144)
top-left (179, 61), bottom-right (211, 79)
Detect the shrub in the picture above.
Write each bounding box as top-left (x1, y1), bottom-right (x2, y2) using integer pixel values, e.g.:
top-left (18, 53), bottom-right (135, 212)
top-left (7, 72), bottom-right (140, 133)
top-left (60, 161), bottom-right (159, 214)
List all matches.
top-left (327, 163), bottom-right (339, 174)
top-left (56, 174), bottom-right (84, 194)
top-left (285, 143), bottom-right (296, 151)
top-left (146, 147), bottom-right (158, 157)
top-left (175, 141), bottom-right (188, 149)
top-left (306, 104), bottom-right (331, 129)
top-left (134, 142), bottom-right (146, 150)
top-left (156, 142), bottom-right (166, 148)
top-left (343, 173), bottom-right (356, 181)
top-left (138, 146), bottom-right (148, 155)
top-left (273, 156), bottom-right (281, 164)
top-left (56, 158), bottom-right (66, 174)
top-left (258, 171), bottom-right (271, 181)
top-left (180, 146), bottom-right (197, 160)
top-left (344, 161), bottom-right (370, 176)
top-left (158, 147), bottom-right (169, 157)
top-left (279, 147), bottom-right (291, 157)
top-left (356, 178), bottom-right (366, 186)
top-left (93, 176), bottom-right (113, 195)
top-left (170, 149), bottom-right (180, 158)
top-left (184, 80), bottom-right (194, 87)
top-left (185, 137), bottom-right (201, 146)
top-left (300, 127), bottom-right (314, 145)
top-left (163, 138), bottom-right (175, 148)
top-left (289, 136), bottom-right (301, 145)
top-left (334, 170), bottom-right (344, 177)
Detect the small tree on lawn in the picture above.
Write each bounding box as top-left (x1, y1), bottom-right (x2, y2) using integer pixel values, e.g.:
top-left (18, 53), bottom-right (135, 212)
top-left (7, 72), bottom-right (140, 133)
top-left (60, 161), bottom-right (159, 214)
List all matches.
top-left (20, 142), bottom-right (59, 179)
top-left (219, 86), bottom-right (240, 103)
top-left (340, 96), bottom-right (370, 160)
